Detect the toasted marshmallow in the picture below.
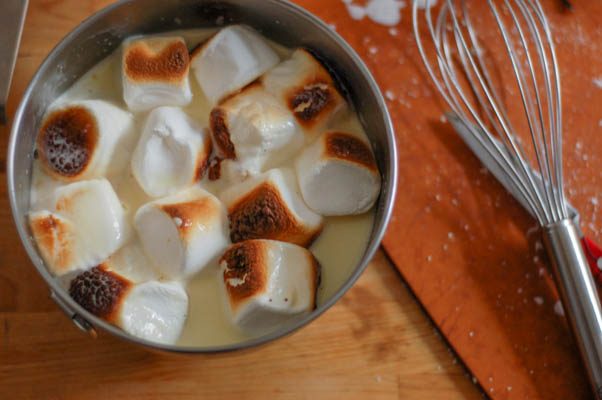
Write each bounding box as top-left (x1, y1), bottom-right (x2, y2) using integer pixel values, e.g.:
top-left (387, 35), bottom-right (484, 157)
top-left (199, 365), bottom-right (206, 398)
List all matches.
top-left (220, 239), bottom-right (319, 335)
top-left (29, 179), bottom-right (131, 276)
top-left (209, 84), bottom-right (302, 173)
top-left (122, 36), bottom-right (192, 111)
top-left (131, 107), bottom-right (211, 198)
top-left (69, 265), bottom-right (188, 344)
top-left (262, 49), bottom-right (347, 134)
top-left (30, 211), bottom-right (78, 276)
top-left (36, 100), bottom-right (134, 181)
top-left (219, 168), bottom-right (323, 247)
top-left (296, 131), bottom-right (380, 215)
top-left (134, 187), bottom-right (229, 278)
top-left (190, 25), bottom-right (280, 104)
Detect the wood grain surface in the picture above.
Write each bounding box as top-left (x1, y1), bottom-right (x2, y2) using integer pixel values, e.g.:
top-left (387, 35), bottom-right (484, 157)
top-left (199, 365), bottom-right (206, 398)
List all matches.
top-left (0, 1), bottom-right (483, 399)
top-left (377, 1), bottom-right (602, 399)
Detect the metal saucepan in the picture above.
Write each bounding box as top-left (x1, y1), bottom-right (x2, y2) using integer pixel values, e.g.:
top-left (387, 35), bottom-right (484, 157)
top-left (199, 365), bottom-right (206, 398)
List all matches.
top-left (7, 0), bottom-right (397, 353)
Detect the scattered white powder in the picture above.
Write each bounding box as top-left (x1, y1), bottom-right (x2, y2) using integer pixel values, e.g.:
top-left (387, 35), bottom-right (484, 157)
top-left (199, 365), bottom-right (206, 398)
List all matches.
top-left (426, 255), bottom-right (433, 262)
top-left (368, 46), bottom-right (379, 55)
top-left (599, 119), bottom-right (602, 127)
top-left (471, 376), bottom-right (478, 384)
top-left (389, 27), bottom-right (398, 36)
top-left (591, 197), bottom-right (599, 206)
top-left (328, 23), bottom-right (337, 30)
top-left (448, 232), bottom-right (455, 240)
top-left (517, 287), bottom-right (523, 294)
top-left (533, 255), bottom-right (540, 263)
top-left (173, 217), bottom-right (183, 227)
top-left (342, 0), bottom-right (406, 26)
top-left (439, 115), bottom-right (447, 123)
top-left (507, 386), bottom-right (513, 392)
top-left (538, 267), bottom-right (546, 276)
top-left (554, 300), bottom-right (565, 316)
top-left (533, 296), bottom-right (544, 305)
top-left (385, 90), bottom-right (396, 100)
top-left (469, 331), bottom-right (475, 338)
top-left (593, 77), bottom-right (602, 89)
top-left (346, 3), bottom-right (366, 20)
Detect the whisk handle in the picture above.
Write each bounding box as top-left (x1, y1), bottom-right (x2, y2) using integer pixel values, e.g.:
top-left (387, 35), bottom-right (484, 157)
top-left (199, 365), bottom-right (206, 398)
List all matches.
top-left (544, 219), bottom-right (602, 399)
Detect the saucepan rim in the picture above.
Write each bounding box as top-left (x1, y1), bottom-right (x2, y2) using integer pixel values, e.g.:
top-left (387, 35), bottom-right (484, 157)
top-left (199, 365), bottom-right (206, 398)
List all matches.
top-left (7, 0), bottom-right (398, 353)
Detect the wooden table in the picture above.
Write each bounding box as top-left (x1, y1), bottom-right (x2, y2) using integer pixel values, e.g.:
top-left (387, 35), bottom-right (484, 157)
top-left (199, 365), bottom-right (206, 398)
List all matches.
top-left (0, 1), bottom-right (482, 398)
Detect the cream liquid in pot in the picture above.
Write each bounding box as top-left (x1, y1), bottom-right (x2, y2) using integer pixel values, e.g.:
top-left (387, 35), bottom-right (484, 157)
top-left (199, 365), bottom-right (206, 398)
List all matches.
top-left (30, 29), bottom-right (375, 347)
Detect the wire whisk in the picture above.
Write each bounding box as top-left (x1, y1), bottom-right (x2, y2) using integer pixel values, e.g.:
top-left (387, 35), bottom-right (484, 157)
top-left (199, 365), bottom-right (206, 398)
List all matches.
top-left (413, 1), bottom-right (602, 397)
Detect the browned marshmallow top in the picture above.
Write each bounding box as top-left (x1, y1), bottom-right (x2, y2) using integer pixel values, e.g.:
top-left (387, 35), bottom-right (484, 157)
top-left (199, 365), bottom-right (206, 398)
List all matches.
top-left (29, 213), bottom-right (74, 273)
top-left (324, 132), bottom-right (378, 170)
top-left (228, 183), bottom-right (320, 247)
top-left (289, 82), bottom-right (334, 124)
top-left (209, 108), bottom-right (236, 159)
top-left (69, 265), bottom-right (133, 321)
top-left (37, 106), bottom-right (98, 179)
top-left (160, 196), bottom-right (222, 237)
top-left (284, 50), bottom-right (343, 129)
top-left (221, 240), bottom-right (267, 310)
top-left (124, 38), bottom-right (190, 83)
top-left (195, 135), bottom-right (213, 181)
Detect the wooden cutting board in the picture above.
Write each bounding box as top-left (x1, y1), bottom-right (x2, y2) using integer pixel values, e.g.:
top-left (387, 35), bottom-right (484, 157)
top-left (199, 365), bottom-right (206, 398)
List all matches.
top-left (349, 1), bottom-right (601, 399)
top-left (0, 1), bottom-right (484, 399)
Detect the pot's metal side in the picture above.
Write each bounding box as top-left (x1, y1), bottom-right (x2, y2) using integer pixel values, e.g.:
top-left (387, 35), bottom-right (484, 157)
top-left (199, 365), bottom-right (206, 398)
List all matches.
top-left (8, 0), bottom-right (397, 353)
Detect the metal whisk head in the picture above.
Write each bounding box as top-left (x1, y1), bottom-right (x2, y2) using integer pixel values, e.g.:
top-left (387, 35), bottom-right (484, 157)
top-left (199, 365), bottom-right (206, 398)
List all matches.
top-left (413, 0), bottom-right (567, 226)
top-left (414, 2), bottom-right (602, 395)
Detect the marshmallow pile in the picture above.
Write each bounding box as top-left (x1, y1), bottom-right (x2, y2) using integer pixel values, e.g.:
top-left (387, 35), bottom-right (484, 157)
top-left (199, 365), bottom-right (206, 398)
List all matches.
top-left (30, 25), bottom-right (382, 343)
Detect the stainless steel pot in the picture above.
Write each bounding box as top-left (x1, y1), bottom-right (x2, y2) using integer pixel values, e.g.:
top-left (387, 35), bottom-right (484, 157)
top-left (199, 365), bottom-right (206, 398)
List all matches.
top-left (7, 0), bottom-right (397, 353)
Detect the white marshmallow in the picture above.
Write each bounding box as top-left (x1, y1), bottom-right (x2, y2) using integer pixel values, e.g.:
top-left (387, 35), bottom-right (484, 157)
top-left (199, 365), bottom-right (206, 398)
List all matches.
top-left (220, 239), bottom-right (319, 335)
top-left (295, 131), bottom-right (380, 216)
top-left (209, 84), bottom-right (303, 174)
top-left (262, 49), bottom-right (347, 134)
top-left (104, 241), bottom-right (159, 284)
top-left (219, 168), bottom-right (323, 247)
top-left (68, 266), bottom-right (188, 345)
top-left (122, 36), bottom-right (192, 111)
top-left (134, 187), bottom-right (229, 278)
top-left (190, 25), bottom-right (279, 104)
top-left (29, 179), bottom-right (131, 276)
top-left (36, 100), bottom-right (135, 181)
top-left (131, 107), bottom-right (211, 198)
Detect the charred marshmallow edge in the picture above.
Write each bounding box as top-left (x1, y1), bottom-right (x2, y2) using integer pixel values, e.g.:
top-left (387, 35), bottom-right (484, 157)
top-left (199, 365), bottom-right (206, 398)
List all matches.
top-left (69, 265), bottom-right (188, 345)
top-left (295, 131), bottom-right (381, 216)
top-left (29, 179), bottom-right (131, 276)
top-left (209, 84), bottom-right (302, 174)
top-left (36, 100), bottom-right (135, 182)
top-left (122, 36), bottom-right (192, 112)
top-left (134, 187), bottom-right (230, 279)
top-left (220, 239), bottom-right (320, 335)
top-left (190, 25), bottom-right (280, 104)
top-left (262, 48), bottom-right (347, 134)
top-left (131, 107), bottom-right (211, 198)
top-left (219, 168), bottom-right (323, 247)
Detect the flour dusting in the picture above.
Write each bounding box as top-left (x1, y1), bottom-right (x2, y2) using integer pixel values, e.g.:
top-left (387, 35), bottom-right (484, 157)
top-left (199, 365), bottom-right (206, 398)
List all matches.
top-left (342, 0), bottom-right (407, 26)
